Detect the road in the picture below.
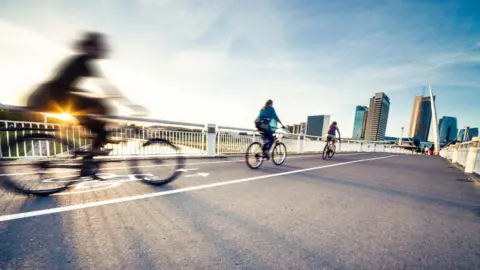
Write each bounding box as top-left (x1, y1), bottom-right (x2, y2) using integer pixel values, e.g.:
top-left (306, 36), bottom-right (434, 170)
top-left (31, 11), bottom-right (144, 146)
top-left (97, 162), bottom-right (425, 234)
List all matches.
top-left (0, 153), bottom-right (479, 269)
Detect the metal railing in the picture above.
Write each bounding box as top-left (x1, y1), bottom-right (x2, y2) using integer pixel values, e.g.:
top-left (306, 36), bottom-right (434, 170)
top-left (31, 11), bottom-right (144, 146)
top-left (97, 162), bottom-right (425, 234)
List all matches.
top-left (1, 118), bottom-right (417, 159)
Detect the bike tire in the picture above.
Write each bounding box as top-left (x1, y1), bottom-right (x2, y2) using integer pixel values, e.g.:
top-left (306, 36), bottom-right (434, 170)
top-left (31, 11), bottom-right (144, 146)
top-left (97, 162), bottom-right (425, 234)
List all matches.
top-left (0, 133), bottom-right (77, 196)
top-left (245, 142), bottom-right (264, 169)
top-left (322, 143), bottom-right (329, 160)
top-left (271, 142), bottom-right (287, 165)
top-left (129, 138), bottom-right (185, 185)
top-left (328, 144), bottom-right (336, 158)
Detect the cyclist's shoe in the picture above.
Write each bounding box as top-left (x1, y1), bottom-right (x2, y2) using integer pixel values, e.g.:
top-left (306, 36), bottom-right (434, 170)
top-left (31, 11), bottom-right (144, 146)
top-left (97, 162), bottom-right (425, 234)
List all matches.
top-left (263, 152), bottom-right (270, 160)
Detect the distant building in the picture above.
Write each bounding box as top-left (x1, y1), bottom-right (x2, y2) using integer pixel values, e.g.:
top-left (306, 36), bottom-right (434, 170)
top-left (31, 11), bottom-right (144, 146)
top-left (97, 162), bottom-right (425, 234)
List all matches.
top-left (352, 106), bottom-right (368, 139)
top-left (470, 128), bottom-right (479, 139)
top-left (299, 122), bottom-right (307, 134)
top-left (438, 116), bottom-right (458, 143)
top-left (460, 127), bottom-right (479, 142)
top-left (365, 92), bottom-right (390, 141)
top-left (292, 124), bottom-right (300, 134)
top-left (306, 115), bottom-right (330, 137)
top-left (409, 95), bottom-right (435, 141)
top-left (458, 129), bottom-right (465, 142)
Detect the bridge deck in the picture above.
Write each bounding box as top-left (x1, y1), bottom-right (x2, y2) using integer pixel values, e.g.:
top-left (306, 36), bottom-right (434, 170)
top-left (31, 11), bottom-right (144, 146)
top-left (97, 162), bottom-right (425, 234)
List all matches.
top-left (1, 153), bottom-right (479, 269)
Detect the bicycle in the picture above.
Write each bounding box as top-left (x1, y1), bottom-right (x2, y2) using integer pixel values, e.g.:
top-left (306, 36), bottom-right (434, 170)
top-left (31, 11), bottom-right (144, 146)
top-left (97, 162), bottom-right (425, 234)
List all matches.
top-left (322, 136), bottom-right (340, 160)
top-left (0, 105), bottom-right (185, 196)
top-left (245, 128), bottom-right (288, 169)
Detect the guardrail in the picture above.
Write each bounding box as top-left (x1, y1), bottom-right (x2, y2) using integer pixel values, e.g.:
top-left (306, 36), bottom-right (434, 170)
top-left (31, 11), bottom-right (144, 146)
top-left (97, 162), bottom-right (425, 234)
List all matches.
top-left (0, 118), bottom-right (415, 160)
top-left (440, 137), bottom-right (480, 174)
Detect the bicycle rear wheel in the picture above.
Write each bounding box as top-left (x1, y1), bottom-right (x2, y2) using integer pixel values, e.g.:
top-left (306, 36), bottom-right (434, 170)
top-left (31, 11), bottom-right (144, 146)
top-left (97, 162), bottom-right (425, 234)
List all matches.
top-left (271, 142), bottom-right (287, 165)
top-left (245, 142), bottom-right (264, 169)
top-left (328, 144), bottom-right (336, 158)
top-left (0, 134), bottom-right (78, 195)
top-left (129, 138), bottom-right (185, 185)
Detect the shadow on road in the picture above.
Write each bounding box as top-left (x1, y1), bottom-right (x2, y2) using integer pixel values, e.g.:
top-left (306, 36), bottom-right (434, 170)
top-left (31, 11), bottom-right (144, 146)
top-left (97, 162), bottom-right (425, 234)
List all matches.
top-left (0, 196), bottom-right (78, 269)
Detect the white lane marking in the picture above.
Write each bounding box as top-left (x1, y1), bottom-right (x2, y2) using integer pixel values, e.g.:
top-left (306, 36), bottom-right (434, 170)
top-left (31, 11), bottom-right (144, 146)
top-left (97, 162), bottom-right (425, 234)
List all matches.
top-left (0, 155), bottom-right (396, 222)
top-left (184, 172), bottom-right (210, 178)
top-left (0, 152), bottom-right (368, 176)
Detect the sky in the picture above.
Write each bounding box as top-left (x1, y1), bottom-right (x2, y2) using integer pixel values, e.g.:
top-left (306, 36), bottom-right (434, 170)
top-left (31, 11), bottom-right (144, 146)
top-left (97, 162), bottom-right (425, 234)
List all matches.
top-left (0, 0), bottom-right (479, 138)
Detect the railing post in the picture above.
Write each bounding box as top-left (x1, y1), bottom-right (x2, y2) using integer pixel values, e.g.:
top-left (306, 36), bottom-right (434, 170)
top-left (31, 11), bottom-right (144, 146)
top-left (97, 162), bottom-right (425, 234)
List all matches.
top-left (206, 124), bottom-right (217, 157)
top-left (451, 143), bottom-right (459, 163)
top-left (464, 138), bottom-right (479, 173)
top-left (297, 134), bottom-right (305, 154)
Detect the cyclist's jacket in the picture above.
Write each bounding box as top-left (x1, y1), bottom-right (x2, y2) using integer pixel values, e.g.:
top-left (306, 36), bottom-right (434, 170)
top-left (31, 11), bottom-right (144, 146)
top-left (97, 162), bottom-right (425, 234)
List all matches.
top-left (328, 124), bottom-right (337, 136)
top-left (255, 106), bottom-right (279, 132)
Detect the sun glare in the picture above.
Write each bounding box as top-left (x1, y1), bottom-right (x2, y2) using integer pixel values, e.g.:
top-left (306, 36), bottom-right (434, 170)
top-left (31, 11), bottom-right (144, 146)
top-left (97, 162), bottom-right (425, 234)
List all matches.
top-left (46, 112), bottom-right (76, 122)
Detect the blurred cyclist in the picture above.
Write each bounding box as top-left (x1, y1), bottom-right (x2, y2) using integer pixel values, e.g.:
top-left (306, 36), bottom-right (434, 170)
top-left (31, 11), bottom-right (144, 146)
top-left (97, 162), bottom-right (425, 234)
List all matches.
top-left (326, 121), bottom-right (341, 146)
top-left (26, 32), bottom-right (146, 155)
top-left (254, 99), bottom-right (284, 159)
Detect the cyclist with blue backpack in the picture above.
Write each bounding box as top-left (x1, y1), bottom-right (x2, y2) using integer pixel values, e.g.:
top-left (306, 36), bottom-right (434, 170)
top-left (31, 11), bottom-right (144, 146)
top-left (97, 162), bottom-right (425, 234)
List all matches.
top-left (254, 99), bottom-right (284, 159)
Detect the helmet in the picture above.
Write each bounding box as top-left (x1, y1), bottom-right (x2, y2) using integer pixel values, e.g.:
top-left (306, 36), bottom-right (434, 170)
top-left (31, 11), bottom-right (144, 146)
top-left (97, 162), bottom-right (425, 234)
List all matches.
top-left (332, 121), bottom-right (337, 125)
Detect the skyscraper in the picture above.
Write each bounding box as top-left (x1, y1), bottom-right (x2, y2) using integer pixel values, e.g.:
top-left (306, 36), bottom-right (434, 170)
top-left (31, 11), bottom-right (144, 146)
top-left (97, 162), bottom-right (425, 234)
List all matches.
top-left (438, 116), bottom-right (458, 143)
top-left (459, 127), bottom-right (479, 142)
top-left (306, 115), bottom-right (330, 137)
top-left (365, 92), bottom-right (390, 141)
top-left (458, 129), bottom-right (465, 142)
top-left (409, 95), bottom-right (435, 141)
top-left (352, 106), bottom-right (368, 139)
top-left (470, 128), bottom-right (479, 139)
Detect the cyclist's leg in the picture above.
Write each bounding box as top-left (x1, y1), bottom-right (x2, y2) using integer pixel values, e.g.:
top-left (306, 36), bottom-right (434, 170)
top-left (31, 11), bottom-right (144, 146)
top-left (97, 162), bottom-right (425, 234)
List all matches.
top-left (66, 92), bottom-right (113, 151)
top-left (264, 130), bottom-right (275, 156)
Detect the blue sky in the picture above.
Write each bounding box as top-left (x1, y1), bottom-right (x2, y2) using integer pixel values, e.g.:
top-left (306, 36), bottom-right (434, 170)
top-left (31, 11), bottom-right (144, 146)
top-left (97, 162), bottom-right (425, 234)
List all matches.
top-left (0, 0), bottom-right (479, 138)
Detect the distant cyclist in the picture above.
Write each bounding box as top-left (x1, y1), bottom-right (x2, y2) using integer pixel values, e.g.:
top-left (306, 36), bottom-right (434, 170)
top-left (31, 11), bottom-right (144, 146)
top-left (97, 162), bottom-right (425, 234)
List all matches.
top-left (26, 32), bottom-right (146, 155)
top-left (326, 121), bottom-right (341, 146)
top-left (254, 99), bottom-right (284, 159)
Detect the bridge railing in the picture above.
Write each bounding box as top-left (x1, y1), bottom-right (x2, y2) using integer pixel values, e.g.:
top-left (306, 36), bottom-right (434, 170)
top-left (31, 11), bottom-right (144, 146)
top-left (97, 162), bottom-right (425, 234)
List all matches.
top-left (1, 118), bottom-right (415, 159)
top-left (440, 137), bottom-right (480, 175)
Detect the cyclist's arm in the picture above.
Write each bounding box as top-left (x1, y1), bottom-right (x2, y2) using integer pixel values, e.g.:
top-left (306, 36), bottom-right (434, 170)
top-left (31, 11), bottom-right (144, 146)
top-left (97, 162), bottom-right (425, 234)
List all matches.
top-left (337, 128), bottom-right (341, 140)
top-left (93, 76), bottom-right (149, 115)
top-left (271, 107), bottom-right (284, 127)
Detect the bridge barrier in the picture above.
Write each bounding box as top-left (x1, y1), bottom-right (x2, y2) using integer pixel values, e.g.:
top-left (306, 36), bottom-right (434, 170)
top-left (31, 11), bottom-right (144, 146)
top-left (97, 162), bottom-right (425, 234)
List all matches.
top-left (440, 137), bottom-right (480, 175)
top-left (0, 118), bottom-right (415, 160)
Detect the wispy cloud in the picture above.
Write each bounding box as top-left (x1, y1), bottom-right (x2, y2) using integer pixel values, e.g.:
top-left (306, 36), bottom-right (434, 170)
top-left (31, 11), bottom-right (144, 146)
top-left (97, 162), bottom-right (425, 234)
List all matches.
top-left (0, 0), bottom-right (479, 135)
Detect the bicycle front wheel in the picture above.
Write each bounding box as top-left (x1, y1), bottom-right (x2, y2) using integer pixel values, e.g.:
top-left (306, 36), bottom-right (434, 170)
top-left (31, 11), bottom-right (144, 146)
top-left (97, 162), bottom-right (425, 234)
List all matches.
top-left (245, 142), bottom-right (264, 169)
top-left (271, 142), bottom-right (287, 165)
top-left (322, 143), bottom-right (329, 160)
top-left (0, 134), bottom-right (78, 196)
top-left (129, 138), bottom-right (185, 185)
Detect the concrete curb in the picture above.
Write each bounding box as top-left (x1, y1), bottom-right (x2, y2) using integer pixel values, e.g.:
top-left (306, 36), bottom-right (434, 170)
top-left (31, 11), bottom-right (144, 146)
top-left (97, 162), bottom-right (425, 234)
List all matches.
top-left (447, 162), bottom-right (480, 186)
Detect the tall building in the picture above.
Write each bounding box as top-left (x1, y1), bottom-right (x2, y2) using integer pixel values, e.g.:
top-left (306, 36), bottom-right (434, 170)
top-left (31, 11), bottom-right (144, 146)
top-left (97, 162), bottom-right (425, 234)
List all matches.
top-left (364, 92), bottom-right (390, 141)
top-left (299, 122), bottom-right (307, 134)
top-left (306, 115), bottom-right (330, 137)
top-left (352, 106), bottom-right (368, 139)
top-left (470, 128), bottom-right (479, 139)
top-left (458, 128), bottom-right (465, 142)
top-left (459, 127), bottom-right (479, 142)
top-left (409, 95), bottom-right (435, 141)
top-left (438, 116), bottom-right (458, 143)
top-left (292, 124), bottom-right (300, 134)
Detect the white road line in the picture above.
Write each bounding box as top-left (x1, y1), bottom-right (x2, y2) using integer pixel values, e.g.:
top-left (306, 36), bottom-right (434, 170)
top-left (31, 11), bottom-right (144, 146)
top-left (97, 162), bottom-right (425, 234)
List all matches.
top-left (0, 155), bottom-right (396, 222)
top-left (0, 152), bottom-right (368, 176)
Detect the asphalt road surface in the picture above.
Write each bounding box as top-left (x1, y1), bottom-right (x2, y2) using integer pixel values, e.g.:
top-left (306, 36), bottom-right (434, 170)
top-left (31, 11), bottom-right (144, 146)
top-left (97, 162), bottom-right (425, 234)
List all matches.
top-left (0, 153), bottom-right (479, 269)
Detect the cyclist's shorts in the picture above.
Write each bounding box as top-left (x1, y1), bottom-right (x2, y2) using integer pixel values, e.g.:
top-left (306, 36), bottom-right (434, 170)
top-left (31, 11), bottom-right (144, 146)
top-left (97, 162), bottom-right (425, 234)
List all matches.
top-left (327, 134), bottom-right (337, 142)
